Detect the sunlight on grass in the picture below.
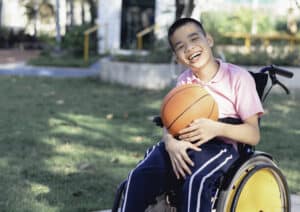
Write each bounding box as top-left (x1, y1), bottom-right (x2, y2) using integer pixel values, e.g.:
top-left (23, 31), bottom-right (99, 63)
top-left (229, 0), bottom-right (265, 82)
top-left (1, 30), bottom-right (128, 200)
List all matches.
top-left (273, 104), bottom-right (292, 114)
top-left (6, 185), bottom-right (60, 212)
top-left (53, 143), bottom-right (141, 166)
top-left (0, 76), bottom-right (298, 211)
top-left (48, 113), bottom-right (109, 139)
top-left (144, 99), bottom-right (164, 110)
top-left (281, 168), bottom-right (300, 194)
top-left (30, 182), bottom-right (50, 195)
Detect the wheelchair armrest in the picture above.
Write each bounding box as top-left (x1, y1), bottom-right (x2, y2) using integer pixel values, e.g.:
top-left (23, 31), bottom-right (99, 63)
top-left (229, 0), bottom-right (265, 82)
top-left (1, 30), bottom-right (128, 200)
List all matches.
top-left (153, 116), bottom-right (164, 127)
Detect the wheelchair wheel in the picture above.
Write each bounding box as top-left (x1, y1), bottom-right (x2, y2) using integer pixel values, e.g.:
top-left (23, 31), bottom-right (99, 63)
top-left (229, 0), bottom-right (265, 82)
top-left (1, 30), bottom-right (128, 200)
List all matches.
top-left (216, 153), bottom-right (290, 212)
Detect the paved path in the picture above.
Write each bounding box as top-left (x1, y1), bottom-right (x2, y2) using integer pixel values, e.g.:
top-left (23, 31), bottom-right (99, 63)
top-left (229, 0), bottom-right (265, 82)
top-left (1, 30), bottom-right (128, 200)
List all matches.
top-left (0, 61), bottom-right (100, 78)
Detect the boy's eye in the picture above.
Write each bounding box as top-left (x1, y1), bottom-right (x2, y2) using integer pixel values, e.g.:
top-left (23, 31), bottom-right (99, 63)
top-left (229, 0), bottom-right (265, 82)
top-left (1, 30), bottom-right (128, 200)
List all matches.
top-left (191, 37), bottom-right (200, 41)
top-left (175, 45), bottom-right (184, 51)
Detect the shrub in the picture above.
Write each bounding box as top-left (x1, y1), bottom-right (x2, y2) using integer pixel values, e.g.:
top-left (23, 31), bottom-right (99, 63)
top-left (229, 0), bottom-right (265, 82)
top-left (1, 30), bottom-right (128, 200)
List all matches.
top-left (201, 9), bottom-right (279, 45)
top-left (112, 39), bottom-right (172, 63)
top-left (62, 24), bottom-right (97, 56)
top-left (0, 27), bottom-right (10, 48)
top-left (222, 47), bottom-right (300, 66)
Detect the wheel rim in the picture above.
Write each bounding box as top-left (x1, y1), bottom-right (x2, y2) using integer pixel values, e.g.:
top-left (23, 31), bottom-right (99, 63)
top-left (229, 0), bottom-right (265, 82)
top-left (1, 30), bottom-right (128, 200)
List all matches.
top-left (216, 155), bottom-right (290, 212)
top-left (233, 165), bottom-right (288, 212)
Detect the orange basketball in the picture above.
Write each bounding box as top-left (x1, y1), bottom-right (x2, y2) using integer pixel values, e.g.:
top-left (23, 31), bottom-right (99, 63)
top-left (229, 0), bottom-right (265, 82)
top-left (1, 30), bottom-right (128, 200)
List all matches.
top-left (160, 84), bottom-right (219, 136)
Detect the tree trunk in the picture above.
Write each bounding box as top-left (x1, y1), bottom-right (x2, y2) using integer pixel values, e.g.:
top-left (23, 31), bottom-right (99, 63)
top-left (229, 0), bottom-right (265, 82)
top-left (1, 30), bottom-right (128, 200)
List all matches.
top-left (81, 0), bottom-right (85, 24)
top-left (55, 0), bottom-right (61, 52)
top-left (33, 0), bottom-right (39, 37)
top-left (182, 0), bottom-right (195, 18)
top-left (70, 0), bottom-right (75, 26)
top-left (86, 0), bottom-right (97, 25)
top-left (175, 0), bottom-right (195, 19)
top-left (0, 0), bottom-right (2, 26)
top-left (175, 0), bottom-right (185, 19)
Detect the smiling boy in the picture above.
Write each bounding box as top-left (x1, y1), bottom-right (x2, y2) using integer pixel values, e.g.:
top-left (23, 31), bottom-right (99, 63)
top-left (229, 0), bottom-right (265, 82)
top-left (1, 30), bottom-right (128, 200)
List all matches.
top-left (121, 18), bottom-right (263, 212)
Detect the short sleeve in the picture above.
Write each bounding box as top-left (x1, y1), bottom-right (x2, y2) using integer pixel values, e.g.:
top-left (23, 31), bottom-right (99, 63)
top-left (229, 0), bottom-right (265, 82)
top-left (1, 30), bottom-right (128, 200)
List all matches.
top-left (176, 69), bottom-right (192, 87)
top-left (235, 71), bottom-right (264, 120)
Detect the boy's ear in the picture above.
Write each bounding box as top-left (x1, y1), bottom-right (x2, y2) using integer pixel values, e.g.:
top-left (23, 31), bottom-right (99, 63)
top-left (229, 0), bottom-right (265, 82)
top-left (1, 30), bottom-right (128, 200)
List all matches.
top-left (206, 33), bottom-right (214, 47)
top-left (174, 53), bottom-right (179, 63)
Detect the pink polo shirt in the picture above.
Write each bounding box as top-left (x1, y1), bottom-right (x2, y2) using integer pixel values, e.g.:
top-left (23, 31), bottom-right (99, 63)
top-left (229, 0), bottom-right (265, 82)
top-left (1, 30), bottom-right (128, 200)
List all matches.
top-left (176, 60), bottom-right (264, 146)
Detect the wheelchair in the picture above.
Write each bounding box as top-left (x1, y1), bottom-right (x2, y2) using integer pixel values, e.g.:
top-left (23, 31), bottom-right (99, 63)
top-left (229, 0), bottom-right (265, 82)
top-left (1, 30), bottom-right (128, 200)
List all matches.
top-left (112, 65), bottom-right (294, 212)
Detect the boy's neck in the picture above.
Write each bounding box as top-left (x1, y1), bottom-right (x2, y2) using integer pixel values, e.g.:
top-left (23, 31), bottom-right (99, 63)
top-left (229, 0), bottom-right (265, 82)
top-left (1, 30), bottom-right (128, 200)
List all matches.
top-left (192, 60), bottom-right (220, 83)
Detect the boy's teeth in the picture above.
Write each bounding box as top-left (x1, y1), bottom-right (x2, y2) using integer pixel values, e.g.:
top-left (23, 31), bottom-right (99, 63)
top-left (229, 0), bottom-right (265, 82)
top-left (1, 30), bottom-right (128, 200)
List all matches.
top-left (189, 53), bottom-right (200, 60)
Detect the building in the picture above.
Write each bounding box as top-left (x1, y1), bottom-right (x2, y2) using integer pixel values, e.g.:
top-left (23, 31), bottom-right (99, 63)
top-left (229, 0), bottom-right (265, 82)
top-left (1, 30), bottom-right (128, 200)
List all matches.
top-left (0, 0), bottom-right (91, 36)
top-left (97, 0), bottom-right (175, 54)
top-left (97, 0), bottom-right (296, 54)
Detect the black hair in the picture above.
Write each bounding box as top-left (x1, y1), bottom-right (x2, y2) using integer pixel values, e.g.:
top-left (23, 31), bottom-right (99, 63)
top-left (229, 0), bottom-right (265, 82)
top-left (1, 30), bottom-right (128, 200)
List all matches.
top-left (168, 18), bottom-right (207, 50)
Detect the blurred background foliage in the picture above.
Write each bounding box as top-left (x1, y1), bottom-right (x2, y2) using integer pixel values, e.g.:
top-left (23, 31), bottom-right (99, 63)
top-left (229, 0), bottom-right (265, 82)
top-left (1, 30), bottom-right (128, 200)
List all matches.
top-left (115, 7), bottom-right (300, 66)
top-left (1, 1), bottom-right (300, 66)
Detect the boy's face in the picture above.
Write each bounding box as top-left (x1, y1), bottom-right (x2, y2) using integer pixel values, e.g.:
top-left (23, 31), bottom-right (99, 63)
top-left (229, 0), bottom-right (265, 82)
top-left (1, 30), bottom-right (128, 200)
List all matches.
top-left (170, 23), bottom-right (214, 71)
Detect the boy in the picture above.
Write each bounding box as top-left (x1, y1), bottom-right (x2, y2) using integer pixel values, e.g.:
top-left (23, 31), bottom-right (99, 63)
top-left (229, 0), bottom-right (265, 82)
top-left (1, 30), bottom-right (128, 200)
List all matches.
top-left (121, 18), bottom-right (263, 212)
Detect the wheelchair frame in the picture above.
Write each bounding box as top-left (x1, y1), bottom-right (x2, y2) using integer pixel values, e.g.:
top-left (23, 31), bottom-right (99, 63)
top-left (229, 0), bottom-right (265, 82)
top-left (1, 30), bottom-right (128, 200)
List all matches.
top-left (112, 65), bottom-right (294, 212)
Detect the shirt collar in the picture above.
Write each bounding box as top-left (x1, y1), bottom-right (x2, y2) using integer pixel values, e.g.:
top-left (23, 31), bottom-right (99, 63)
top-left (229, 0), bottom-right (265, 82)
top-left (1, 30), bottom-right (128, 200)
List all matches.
top-left (189, 59), bottom-right (227, 85)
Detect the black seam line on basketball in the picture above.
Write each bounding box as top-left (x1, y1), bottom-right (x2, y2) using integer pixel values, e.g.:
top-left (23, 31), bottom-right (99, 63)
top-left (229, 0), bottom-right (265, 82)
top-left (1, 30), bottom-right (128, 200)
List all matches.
top-left (162, 86), bottom-right (201, 116)
top-left (207, 101), bottom-right (215, 119)
top-left (167, 94), bottom-right (210, 130)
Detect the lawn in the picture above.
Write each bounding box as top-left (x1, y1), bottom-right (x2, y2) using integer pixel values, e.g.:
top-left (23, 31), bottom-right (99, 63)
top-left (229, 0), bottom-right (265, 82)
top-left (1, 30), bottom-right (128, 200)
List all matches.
top-left (0, 75), bottom-right (299, 211)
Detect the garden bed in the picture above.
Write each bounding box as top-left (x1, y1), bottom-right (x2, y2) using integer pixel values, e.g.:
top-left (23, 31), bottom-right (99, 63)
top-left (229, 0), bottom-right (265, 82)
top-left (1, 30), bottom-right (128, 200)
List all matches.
top-left (99, 58), bottom-right (180, 90)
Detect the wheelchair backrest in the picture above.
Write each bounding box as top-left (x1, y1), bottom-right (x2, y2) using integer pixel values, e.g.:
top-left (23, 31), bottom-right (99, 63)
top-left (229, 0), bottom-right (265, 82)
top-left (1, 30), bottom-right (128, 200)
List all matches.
top-left (248, 71), bottom-right (268, 101)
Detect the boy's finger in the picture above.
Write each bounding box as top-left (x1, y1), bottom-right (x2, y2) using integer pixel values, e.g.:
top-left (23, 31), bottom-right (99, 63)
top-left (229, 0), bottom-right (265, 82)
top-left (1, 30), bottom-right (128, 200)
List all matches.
top-left (178, 158), bottom-right (192, 175)
top-left (171, 160), bottom-right (180, 179)
top-left (178, 126), bottom-right (195, 134)
top-left (194, 139), bottom-right (208, 147)
top-left (189, 144), bottom-right (202, 152)
top-left (181, 151), bottom-right (194, 167)
top-left (174, 158), bottom-right (185, 179)
top-left (177, 165), bottom-right (186, 179)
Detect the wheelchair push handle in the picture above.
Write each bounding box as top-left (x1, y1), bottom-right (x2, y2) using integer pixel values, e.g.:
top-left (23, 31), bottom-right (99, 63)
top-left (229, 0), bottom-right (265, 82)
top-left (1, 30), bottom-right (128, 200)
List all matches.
top-left (260, 64), bottom-right (294, 101)
top-left (260, 64), bottom-right (294, 78)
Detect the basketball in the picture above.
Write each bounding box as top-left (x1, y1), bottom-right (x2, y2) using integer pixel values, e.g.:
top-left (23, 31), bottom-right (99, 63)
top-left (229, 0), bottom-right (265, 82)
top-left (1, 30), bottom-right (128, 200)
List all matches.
top-left (160, 84), bottom-right (219, 136)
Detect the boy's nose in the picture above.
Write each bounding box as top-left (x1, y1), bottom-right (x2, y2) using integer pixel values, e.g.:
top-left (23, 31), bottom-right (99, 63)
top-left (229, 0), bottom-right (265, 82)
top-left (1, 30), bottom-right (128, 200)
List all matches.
top-left (185, 43), bottom-right (195, 53)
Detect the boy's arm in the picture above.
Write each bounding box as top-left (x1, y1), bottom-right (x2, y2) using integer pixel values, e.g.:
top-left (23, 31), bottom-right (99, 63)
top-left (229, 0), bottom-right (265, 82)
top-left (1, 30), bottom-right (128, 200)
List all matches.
top-left (218, 114), bottom-right (260, 145)
top-left (178, 114), bottom-right (260, 146)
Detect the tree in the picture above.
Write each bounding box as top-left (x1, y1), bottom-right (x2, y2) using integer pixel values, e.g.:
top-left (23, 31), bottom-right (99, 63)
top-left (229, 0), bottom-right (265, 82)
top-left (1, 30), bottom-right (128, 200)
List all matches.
top-left (22, 0), bottom-right (39, 36)
top-left (0, 0), bottom-right (2, 26)
top-left (66, 0), bottom-right (75, 27)
top-left (175, 0), bottom-right (195, 19)
top-left (55, 0), bottom-right (61, 52)
top-left (295, 0), bottom-right (300, 9)
top-left (20, 0), bottom-right (54, 36)
top-left (85, 0), bottom-right (97, 25)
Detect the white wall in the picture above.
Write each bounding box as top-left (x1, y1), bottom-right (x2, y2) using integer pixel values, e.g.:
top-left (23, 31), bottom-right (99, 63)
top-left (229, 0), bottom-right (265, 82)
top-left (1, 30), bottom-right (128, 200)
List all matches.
top-left (97, 0), bottom-right (176, 53)
top-left (96, 0), bottom-right (296, 53)
top-left (1, 0), bottom-right (26, 28)
top-left (98, 0), bottom-right (122, 54)
top-left (154, 0), bottom-right (176, 39)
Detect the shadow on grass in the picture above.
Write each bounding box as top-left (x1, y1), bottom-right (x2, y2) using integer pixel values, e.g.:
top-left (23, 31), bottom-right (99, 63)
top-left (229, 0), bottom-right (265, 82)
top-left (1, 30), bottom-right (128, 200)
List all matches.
top-left (0, 76), bottom-right (299, 211)
top-left (0, 76), bottom-right (168, 211)
top-left (258, 89), bottom-right (300, 194)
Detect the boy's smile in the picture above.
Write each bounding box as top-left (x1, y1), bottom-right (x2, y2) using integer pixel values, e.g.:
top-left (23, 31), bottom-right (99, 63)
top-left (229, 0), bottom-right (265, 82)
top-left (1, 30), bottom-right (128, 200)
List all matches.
top-left (170, 23), bottom-right (218, 81)
top-left (188, 51), bottom-right (202, 63)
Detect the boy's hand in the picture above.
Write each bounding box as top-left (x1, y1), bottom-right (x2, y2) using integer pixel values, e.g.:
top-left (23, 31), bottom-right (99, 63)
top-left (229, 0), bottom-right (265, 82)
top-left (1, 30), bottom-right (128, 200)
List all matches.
top-left (178, 118), bottom-right (221, 146)
top-left (165, 137), bottom-right (201, 179)
top-left (163, 128), bottom-right (200, 179)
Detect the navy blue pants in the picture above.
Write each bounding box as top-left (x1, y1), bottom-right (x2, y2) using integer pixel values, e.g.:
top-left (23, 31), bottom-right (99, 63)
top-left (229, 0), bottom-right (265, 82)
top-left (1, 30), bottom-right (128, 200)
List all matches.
top-left (121, 139), bottom-right (239, 212)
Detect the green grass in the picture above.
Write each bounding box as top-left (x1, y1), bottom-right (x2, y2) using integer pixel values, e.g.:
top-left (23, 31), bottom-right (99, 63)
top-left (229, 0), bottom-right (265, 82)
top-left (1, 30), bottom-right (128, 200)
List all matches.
top-left (258, 90), bottom-right (300, 194)
top-left (0, 75), bottom-right (299, 211)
